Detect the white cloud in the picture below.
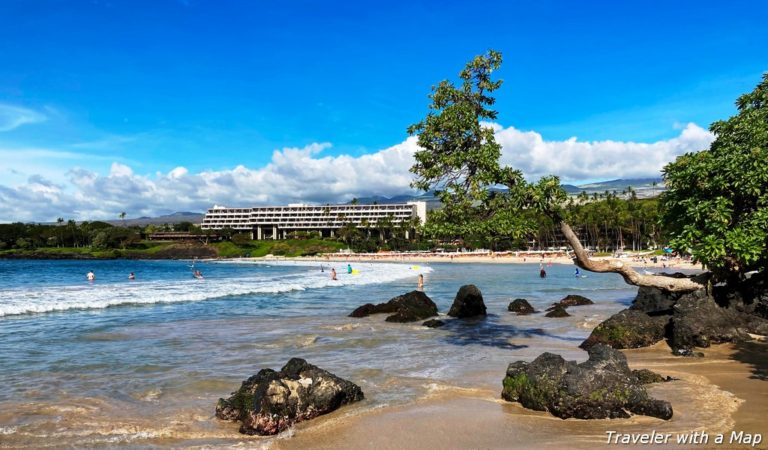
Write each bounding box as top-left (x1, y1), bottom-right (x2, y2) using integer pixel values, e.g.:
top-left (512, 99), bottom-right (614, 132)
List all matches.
top-left (496, 122), bottom-right (713, 182)
top-left (0, 104), bottom-right (46, 132)
top-left (0, 123), bottom-right (714, 222)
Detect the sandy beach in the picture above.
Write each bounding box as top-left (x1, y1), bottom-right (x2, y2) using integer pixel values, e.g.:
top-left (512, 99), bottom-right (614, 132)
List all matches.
top-left (255, 251), bottom-right (702, 272)
top-left (274, 341), bottom-right (767, 450)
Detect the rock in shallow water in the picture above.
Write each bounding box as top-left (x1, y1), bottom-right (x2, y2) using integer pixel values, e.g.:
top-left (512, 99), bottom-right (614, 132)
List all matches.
top-left (447, 285), bottom-right (487, 318)
top-left (508, 298), bottom-right (535, 315)
top-left (501, 344), bottom-right (673, 420)
top-left (557, 294), bottom-right (594, 307)
top-left (544, 304), bottom-right (570, 318)
top-left (216, 358), bottom-right (364, 435)
top-left (422, 319), bottom-right (445, 328)
top-left (349, 291), bottom-right (438, 322)
top-left (580, 309), bottom-right (667, 350)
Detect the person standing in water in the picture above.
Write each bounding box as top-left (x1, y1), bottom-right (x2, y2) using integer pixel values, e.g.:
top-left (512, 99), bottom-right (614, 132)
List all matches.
top-left (87, 271), bottom-right (95, 282)
top-left (417, 274), bottom-right (424, 290)
top-left (331, 268), bottom-right (337, 280)
top-left (575, 268), bottom-right (581, 278)
top-left (128, 272), bottom-right (135, 280)
top-left (347, 264), bottom-right (353, 274)
top-left (539, 263), bottom-right (547, 278)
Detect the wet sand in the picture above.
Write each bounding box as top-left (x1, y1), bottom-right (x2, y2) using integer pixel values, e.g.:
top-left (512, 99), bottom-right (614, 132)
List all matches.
top-left (275, 341), bottom-right (767, 450)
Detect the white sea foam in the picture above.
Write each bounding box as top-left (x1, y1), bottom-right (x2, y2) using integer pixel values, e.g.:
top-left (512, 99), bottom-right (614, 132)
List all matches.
top-left (0, 261), bottom-right (430, 317)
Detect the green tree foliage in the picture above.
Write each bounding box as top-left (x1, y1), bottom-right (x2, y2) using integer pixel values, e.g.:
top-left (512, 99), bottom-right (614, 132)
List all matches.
top-left (407, 50), bottom-right (704, 291)
top-left (662, 74), bottom-right (768, 279)
top-left (408, 50), bottom-right (565, 243)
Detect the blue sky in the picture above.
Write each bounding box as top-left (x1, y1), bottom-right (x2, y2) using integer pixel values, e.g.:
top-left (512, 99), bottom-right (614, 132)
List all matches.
top-left (0, 0), bottom-right (766, 221)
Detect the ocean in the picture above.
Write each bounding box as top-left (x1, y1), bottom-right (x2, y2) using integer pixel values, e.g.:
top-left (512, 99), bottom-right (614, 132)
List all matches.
top-left (0, 259), bottom-right (640, 448)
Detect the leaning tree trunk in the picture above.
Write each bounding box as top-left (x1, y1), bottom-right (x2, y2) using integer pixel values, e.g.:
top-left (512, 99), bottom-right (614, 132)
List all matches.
top-left (559, 220), bottom-right (705, 292)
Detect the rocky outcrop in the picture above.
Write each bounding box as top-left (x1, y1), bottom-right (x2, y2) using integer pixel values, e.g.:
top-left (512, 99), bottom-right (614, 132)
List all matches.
top-left (544, 305), bottom-right (570, 318)
top-left (349, 291), bottom-right (438, 322)
top-left (584, 281), bottom-right (768, 356)
top-left (216, 358), bottom-right (364, 435)
top-left (580, 309), bottom-right (667, 350)
top-left (508, 298), bottom-right (535, 315)
top-left (447, 285), bottom-right (487, 318)
top-left (501, 345), bottom-right (673, 420)
top-left (422, 319), bottom-right (445, 328)
top-left (630, 286), bottom-right (682, 314)
top-left (557, 294), bottom-right (594, 307)
top-left (670, 290), bottom-right (768, 353)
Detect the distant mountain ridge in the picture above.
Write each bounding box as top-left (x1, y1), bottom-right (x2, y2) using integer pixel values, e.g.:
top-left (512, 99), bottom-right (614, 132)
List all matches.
top-left (350, 177), bottom-right (665, 206)
top-left (105, 211), bottom-right (205, 226)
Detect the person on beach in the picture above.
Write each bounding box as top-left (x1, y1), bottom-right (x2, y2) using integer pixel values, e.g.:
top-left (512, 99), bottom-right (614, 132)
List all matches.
top-left (417, 274), bottom-right (424, 290)
top-left (128, 272), bottom-right (135, 280)
top-left (87, 271), bottom-right (95, 281)
top-left (331, 268), bottom-right (337, 280)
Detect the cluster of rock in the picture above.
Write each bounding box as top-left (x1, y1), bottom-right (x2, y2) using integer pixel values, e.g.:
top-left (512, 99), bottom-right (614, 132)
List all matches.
top-left (216, 358), bottom-right (364, 435)
top-left (581, 274), bottom-right (768, 355)
top-left (502, 344), bottom-right (673, 420)
top-left (507, 294), bottom-right (594, 318)
top-left (216, 273), bottom-right (768, 432)
top-left (349, 284), bottom-right (488, 327)
top-left (348, 290), bottom-right (438, 323)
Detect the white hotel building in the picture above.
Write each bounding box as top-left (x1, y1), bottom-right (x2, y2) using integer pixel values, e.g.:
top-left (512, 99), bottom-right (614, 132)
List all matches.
top-left (200, 202), bottom-right (427, 240)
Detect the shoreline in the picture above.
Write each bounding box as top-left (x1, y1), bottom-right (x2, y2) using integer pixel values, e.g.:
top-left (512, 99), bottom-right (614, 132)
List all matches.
top-left (274, 341), bottom-right (766, 450)
top-left (244, 253), bottom-right (703, 272)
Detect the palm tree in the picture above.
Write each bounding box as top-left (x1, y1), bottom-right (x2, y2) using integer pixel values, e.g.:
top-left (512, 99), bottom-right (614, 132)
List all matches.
top-left (56, 217), bottom-right (64, 247)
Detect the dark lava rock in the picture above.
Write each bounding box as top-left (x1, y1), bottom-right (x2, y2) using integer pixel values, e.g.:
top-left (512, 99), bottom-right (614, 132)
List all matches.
top-left (447, 285), bottom-right (487, 318)
top-left (544, 305), bottom-right (570, 318)
top-left (508, 298), bottom-right (536, 315)
top-left (580, 309), bottom-right (667, 350)
top-left (558, 294), bottom-right (594, 307)
top-left (713, 272), bottom-right (768, 319)
top-left (669, 290), bottom-right (768, 353)
top-left (216, 358), bottom-right (364, 435)
top-left (630, 286), bottom-right (682, 314)
top-left (422, 319), bottom-right (445, 328)
top-left (349, 291), bottom-right (438, 323)
top-left (501, 344), bottom-right (673, 420)
top-left (632, 369), bottom-right (671, 384)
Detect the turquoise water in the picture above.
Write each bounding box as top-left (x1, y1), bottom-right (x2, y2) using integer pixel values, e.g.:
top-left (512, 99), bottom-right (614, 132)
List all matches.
top-left (0, 259), bottom-right (638, 447)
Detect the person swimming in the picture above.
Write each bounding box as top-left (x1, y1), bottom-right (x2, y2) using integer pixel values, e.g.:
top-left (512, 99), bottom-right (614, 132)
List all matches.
top-left (128, 272), bottom-right (135, 280)
top-left (193, 270), bottom-right (204, 279)
top-left (87, 271), bottom-right (95, 281)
